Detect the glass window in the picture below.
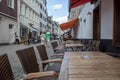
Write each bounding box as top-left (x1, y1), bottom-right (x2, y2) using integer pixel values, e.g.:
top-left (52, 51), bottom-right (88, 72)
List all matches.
top-left (25, 7), bottom-right (27, 17)
top-left (40, 3), bottom-right (42, 9)
top-left (40, 13), bottom-right (42, 18)
top-left (20, 3), bottom-right (22, 14)
top-left (8, 0), bottom-right (14, 9)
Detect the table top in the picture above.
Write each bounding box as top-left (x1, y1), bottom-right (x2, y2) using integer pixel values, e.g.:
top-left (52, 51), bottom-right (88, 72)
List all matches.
top-left (66, 43), bottom-right (84, 47)
top-left (55, 45), bottom-right (64, 50)
top-left (59, 52), bottom-right (120, 80)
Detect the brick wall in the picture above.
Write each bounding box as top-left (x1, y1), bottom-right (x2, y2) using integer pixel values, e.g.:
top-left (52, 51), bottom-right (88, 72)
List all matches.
top-left (0, 0), bottom-right (17, 18)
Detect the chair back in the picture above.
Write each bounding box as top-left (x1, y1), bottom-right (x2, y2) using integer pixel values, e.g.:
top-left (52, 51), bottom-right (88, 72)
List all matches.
top-left (16, 47), bottom-right (39, 74)
top-left (87, 40), bottom-right (92, 46)
top-left (87, 40), bottom-right (96, 51)
top-left (0, 54), bottom-right (14, 80)
top-left (51, 41), bottom-right (58, 50)
top-left (36, 45), bottom-right (48, 61)
top-left (36, 45), bottom-right (49, 70)
top-left (94, 40), bottom-right (100, 51)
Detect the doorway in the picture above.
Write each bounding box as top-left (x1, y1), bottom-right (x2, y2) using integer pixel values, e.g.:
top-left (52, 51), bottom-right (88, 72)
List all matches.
top-left (9, 24), bottom-right (15, 44)
top-left (93, 3), bottom-right (101, 40)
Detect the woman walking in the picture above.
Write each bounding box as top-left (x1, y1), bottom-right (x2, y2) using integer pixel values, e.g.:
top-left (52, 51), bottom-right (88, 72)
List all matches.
top-left (45, 30), bottom-right (51, 47)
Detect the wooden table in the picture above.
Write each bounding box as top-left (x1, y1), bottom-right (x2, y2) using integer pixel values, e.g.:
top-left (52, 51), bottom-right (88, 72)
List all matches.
top-left (59, 52), bottom-right (120, 80)
top-left (55, 45), bottom-right (64, 50)
top-left (65, 43), bottom-right (84, 51)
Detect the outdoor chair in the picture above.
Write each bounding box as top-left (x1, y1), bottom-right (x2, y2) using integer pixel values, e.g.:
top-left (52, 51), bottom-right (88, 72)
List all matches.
top-left (16, 47), bottom-right (58, 80)
top-left (36, 45), bottom-right (62, 72)
top-left (51, 41), bottom-right (65, 54)
top-left (87, 40), bottom-right (100, 51)
top-left (81, 40), bottom-right (92, 51)
top-left (0, 54), bottom-right (14, 80)
top-left (86, 40), bottom-right (96, 51)
top-left (92, 40), bottom-right (100, 51)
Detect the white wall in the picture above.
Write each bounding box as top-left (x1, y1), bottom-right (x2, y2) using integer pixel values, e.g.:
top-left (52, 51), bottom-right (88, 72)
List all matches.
top-left (100, 0), bottom-right (113, 39)
top-left (77, 0), bottom-right (113, 40)
top-left (77, 3), bottom-right (94, 39)
top-left (0, 16), bottom-right (17, 44)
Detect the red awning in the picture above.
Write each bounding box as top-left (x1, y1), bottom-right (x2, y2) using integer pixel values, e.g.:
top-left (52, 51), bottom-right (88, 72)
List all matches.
top-left (60, 18), bottom-right (79, 31)
top-left (71, 0), bottom-right (93, 8)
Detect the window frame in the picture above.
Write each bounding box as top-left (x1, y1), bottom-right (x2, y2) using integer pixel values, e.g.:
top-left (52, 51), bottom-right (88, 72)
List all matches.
top-left (8, 0), bottom-right (14, 9)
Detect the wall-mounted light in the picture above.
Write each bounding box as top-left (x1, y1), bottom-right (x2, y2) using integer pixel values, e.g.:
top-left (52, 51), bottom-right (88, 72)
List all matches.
top-left (87, 12), bottom-right (92, 15)
top-left (80, 18), bottom-right (82, 21)
top-left (83, 19), bottom-right (86, 22)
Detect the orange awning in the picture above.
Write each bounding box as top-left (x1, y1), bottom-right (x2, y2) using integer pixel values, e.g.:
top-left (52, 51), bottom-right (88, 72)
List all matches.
top-left (60, 18), bottom-right (79, 31)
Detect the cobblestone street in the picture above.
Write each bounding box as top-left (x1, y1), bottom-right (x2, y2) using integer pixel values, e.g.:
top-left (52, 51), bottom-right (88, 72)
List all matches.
top-left (0, 43), bottom-right (55, 80)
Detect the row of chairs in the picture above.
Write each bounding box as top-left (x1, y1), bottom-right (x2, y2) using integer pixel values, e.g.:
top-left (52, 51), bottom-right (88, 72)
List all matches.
top-left (81, 40), bottom-right (101, 51)
top-left (0, 41), bottom-right (64, 80)
top-left (62, 39), bottom-right (101, 52)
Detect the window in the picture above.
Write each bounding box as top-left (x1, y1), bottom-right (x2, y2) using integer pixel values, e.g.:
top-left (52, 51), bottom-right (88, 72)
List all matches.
top-left (113, 0), bottom-right (120, 46)
top-left (20, 3), bottom-right (22, 14)
top-left (0, 0), bottom-right (1, 2)
top-left (25, 7), bottom-right (27, 17)
top-left (8, 0), bottom-right (14, 9)
top-left (40, 13), bottom-right (42, 18)
top-left (40, 22), bottom-right (42, 27)
top-left (40, 3), bottom-right (42, 9)
top-left (32, 0), bottom-right (34, 3)
top-left (9, 24), bottom-right (13, 29)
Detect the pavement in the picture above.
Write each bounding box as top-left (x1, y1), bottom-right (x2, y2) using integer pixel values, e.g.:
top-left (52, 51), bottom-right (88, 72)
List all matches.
top-left (0, 42), bottom-right (56, 80)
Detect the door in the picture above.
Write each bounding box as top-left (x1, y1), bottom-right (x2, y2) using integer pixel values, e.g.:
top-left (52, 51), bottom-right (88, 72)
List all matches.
top-left (93, 3), bottom-right (101, 40)
top-left (9, 24), bottom-right (15, 44)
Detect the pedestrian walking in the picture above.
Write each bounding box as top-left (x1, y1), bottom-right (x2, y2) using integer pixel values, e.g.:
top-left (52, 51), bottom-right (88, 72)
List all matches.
top-left (45, 30), bottom-right (51, 47)
top-left (27, 32), bottom-right (32, 45)
top-left (40, 32), bottom-right (45, 44)
top-left (15, 32), bottom-right (20, 44)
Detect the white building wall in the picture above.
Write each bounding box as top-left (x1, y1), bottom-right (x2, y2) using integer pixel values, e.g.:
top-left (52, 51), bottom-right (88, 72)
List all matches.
top-left (0, 17), bottom-right (17, 44)
top-left (71, 0), bottom-right (113, 40)
top-left (77, 3), bottom-right (94, 39)
top-left (18, 0), bottom-right (41, 38)
top-left (100, 0), bottom-right (113, 39)
top-left (40, 0), bottom-right (47, 31)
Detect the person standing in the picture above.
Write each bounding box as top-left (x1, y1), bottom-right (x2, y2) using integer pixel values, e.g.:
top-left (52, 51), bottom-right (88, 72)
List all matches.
top-left (45, 30), bottom-right (51, 47)
top-left (40, 32), bottom-right (45, 44)
top-left (15, 32), bottom-right (20, 44)
top-left (27, 31), bottom-right (32, 45)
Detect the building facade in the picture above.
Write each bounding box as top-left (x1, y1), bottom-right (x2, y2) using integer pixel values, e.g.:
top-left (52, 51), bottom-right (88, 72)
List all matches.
top-left (39, 0), bottom-right (47, 32)
top-left (18, 0), bottom-right (41, 40)
top-left (47, 16), bottom-right (53, 32)
top-left (69, 0), bottom-right (120, 52)
top-left (0, 0), bottom-right (18, 44)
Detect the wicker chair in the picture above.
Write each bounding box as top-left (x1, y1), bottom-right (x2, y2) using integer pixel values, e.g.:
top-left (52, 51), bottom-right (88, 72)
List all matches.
top-left (16, 47), bottom-right (58, 80)
top-left (36, 45), bottom-right (62, 72)
top-left (0, 54), bottom-right (14, 80)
